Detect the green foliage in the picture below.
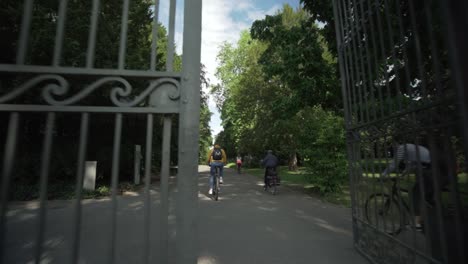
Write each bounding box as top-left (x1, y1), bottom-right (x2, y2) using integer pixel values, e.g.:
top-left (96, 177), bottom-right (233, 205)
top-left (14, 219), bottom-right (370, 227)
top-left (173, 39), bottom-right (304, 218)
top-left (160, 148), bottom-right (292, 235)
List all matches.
top-left (212, 5), bottom-right (342, 171)
top-left (294, 106), bottom-right (347, 194)
top-left (199, 64), bottom-right (213, 162)
top-left (1, 0), bottom-right (213, 194)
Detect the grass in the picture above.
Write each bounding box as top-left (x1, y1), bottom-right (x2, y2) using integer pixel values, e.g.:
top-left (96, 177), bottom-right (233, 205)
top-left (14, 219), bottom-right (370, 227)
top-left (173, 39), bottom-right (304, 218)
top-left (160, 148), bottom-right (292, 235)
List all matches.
top-left (244, 166), bottom-right (352, 207)
top-left (244, 165), bottom-right (468, 208)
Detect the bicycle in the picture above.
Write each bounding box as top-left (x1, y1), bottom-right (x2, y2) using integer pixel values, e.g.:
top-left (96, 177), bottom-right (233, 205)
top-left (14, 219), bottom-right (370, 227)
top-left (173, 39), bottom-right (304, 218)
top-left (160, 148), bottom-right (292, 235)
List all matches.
top-left (364, 176), bottom-right (415, 235)
top-left (264, 168), bottom-right (279, 195)
top-left (212, 166), bottom-right (220, 201)
top-left (237, 162), bottom-right (241, 174)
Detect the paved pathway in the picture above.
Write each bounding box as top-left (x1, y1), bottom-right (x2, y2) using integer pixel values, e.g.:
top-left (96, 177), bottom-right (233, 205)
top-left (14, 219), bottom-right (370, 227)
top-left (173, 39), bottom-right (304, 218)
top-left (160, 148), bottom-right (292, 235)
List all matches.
top-left (197, 166), bottom-right (366, 264)
top-left (4, 166), bottom-right (367, 263)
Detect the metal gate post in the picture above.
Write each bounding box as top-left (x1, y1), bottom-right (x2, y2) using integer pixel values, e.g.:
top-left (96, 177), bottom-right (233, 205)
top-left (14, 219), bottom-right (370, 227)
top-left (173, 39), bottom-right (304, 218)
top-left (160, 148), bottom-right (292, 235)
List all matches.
top-left (176, 0), bottom-right (202, 263)
top-left (331, 0), bottom-right (358, 247)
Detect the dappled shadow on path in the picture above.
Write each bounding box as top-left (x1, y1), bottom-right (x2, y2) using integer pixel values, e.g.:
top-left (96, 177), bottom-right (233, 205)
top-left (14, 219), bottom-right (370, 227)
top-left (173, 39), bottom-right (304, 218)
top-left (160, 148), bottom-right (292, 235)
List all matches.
top-left (4, 186), bottom-right (175, 264)
top-left (197, 166), bottom-right (365, 264)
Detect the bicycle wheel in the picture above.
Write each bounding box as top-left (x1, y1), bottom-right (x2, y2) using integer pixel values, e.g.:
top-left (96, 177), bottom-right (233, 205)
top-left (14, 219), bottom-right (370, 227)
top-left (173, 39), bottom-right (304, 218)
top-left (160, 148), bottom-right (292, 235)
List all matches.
top-left (214, 174), bottom-right (219, 201)
top-left (365, 193), bottom-right (402, 235)
top-left (271, 177), bottom-right (277, 195)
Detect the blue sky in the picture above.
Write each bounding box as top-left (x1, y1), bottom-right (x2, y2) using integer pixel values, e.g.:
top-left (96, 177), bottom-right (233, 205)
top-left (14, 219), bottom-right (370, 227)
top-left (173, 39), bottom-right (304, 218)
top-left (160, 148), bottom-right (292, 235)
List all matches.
top-left (201, 0), bottom-right (300, 137)
top-left (159, 0), bottom-right (301, 137)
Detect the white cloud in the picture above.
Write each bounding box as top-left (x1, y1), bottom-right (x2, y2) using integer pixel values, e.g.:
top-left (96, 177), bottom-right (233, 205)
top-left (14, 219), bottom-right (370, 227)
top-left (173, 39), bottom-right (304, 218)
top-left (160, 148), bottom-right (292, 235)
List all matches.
top-left (246, 4), bottom-right (281, 21)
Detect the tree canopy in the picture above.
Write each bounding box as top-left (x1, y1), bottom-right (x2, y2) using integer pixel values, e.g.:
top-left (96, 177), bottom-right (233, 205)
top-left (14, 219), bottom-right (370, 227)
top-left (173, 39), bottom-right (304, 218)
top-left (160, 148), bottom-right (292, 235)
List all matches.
top-left (212, 4), bottom-right (347, 192)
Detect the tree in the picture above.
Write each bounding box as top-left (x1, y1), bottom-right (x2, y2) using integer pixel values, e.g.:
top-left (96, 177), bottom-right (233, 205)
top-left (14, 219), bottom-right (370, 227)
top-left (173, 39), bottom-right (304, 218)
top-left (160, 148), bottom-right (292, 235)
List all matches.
top-left (0, 1), bottom-right (201, 197)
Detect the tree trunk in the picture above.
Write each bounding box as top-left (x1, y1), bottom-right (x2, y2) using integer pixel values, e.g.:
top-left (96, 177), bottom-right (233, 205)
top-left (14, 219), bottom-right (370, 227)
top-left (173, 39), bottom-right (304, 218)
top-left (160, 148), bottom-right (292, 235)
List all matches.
top-left (288, 152), bottom-right (298, 171)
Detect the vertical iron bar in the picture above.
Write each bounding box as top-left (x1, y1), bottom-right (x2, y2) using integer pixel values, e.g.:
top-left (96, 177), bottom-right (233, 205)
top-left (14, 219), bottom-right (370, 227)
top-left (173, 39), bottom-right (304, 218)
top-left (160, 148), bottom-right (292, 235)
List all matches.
top-left (143, 114), bottom-right (153, 264)
top-left (0, 113), bottom-right (19, 262)
top-left (160, 116), bottom-right (172, 263)
top-left (176, 0), bottom-right (202, 263)
top-left (109, 113), bottom-right (122, 264)
top-left (350, 0), bottom-right (370, 124)
top-left (427, 134), bottom-right (449, 263)
top-left (52, 0), bottom-right (68, 66)
top-left (441, 1), bottom-right (468, 262)
top-left (337, 0), bottom-right (362, 219)
top-left (382, 0), bottom-right (403, 111)
top-left (424, 2), bottom-right (455, 260)
top-left (337, 0), bottom-right (353, 127)
top-left (341, 0), bottom-right (360, 125)
top-left (16, 0), bottom-right (34, 64)
top-left (357, 0), bottom-right (377, 121)
top-left (333, 1), bottom-right (359, 241)
top-left (346, 0), bottom-right (365, 125)
top-left (86, 0), bottom-right (100, 68)
top-left (407, 0), bottom-right (428, 98)
top-left (166, 0), bottom-right (176, 71)
top-left (34, 112), bottom-right (56, 263)
top-left (394, 0), bottom-right (413, 102)
top-left (71, 113), bottom-right (89, 264)
top-left (365, 0), bottom-right (385, 119)
top-left (150, 0), bottom-right (160, 71)
top-left (118, 0), bottom-right (130, 69)
top-left (423, 2), bottom-right (443, 98)
top-left (412, 134), bottom-right (434, 258)
top-left (442, 134), bottom-right (466, 264)
top-left (372, 0), bottom-right (394, 115)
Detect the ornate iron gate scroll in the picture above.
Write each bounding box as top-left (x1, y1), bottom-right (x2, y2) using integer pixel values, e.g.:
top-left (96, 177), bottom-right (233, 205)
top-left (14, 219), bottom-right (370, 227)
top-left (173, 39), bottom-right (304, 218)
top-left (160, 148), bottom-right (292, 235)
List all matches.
top-left (332, 0), bottom-right (467, 263)
top-left (0, 0), bottom-right (201, 263)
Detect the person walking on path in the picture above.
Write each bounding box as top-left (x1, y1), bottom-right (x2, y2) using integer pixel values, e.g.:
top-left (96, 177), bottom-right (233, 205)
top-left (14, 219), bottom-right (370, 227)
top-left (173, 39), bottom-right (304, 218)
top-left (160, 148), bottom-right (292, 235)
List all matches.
top-left (207, 144), bottom-right (227, 194)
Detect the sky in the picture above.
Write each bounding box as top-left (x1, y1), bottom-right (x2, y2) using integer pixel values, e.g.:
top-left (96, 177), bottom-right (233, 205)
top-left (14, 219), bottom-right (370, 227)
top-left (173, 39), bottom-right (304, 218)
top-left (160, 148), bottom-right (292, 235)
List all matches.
top-left (159, 0), bottom-right (301, 137)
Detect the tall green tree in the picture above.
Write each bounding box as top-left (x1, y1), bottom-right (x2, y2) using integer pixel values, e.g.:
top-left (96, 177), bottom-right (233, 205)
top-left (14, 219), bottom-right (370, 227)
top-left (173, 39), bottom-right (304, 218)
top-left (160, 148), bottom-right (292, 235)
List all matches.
top-left (0, 1), bottom-right (206, 195)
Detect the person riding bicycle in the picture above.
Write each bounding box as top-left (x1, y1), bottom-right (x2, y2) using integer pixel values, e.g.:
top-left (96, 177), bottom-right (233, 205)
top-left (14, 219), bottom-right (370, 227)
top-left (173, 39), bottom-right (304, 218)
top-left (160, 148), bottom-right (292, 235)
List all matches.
top-left (261, 150), bottom-right (279, 190)
top-left (236, 154), bottom-right (242, 173)
top-left (382, 143), bottom-right (433, 230)
top-left (207, 144), bottom-right (227, 195)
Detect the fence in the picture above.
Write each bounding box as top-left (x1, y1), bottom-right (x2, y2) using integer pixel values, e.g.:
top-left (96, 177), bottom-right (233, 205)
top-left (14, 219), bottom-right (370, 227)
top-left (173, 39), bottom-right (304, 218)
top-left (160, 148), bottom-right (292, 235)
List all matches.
top-left (0, 0), bottom-right (202, 263)
top-left (333, 0), bottom-right (468, 263)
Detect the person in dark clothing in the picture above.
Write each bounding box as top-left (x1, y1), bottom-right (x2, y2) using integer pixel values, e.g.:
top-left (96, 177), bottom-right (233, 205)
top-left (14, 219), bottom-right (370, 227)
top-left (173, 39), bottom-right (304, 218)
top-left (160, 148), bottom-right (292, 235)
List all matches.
top-left (261, 150), bottom-right (279, 189)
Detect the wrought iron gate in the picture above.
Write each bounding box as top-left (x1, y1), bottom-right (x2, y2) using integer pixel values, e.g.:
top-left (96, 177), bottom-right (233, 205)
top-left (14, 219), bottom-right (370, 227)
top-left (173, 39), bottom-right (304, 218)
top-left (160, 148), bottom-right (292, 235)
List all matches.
top-left (0, 0), bottom-right (201, 263)
top-left (333, 0), bottom-right (468, 263)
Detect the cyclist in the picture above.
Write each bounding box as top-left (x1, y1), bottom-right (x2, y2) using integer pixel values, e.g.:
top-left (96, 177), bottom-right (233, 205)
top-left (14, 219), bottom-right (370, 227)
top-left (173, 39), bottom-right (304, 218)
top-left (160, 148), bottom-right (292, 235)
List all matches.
top-left (382, 141), bottom-right (450, 231)
top-left (236, 154), bottom-right (242, 173)
top-left (261, 150), bottom-right (279, 190)
top-left (207, 144), bottom-right (227, 195)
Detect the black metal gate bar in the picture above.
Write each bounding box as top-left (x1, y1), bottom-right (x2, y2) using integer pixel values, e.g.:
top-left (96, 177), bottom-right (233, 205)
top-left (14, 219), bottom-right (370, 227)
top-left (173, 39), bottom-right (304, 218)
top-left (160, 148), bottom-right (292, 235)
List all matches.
top-left (443, 1), bottom-right (468, 261)
top-left (34, 112), bottom-right (56, 263)
top-left (143, 113), bottom-right (153, 264)
top-left (333, 0), bottom-right (468, 263)
top-left (167, 0), bottom-right (177, 71)
top-left (109, 113), bottom-right (123, 264)
top-left (160, 115), bottom-right (172, 263)
top-left (52, 0), bottom-right (67, 67)
top-left (176, 0), bottom-right (202, 262)
top-left (70, 112), bottom-right (89, 264)
top-left (16, 0), bottom-right (33, 65)
top-left (0, 0), bottom-right (202, 262)
top-left (151, 0), bottom-right (160, 71)
top-left (86, 0), bottom-right (100, 69)
top-left (0, 112), bottom-right (19, 262)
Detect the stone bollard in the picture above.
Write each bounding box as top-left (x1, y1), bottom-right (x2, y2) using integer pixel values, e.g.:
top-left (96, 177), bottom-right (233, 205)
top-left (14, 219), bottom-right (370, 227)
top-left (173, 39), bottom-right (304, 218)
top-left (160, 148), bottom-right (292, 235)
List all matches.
top-left (83, 161), bottom-right (97, 191)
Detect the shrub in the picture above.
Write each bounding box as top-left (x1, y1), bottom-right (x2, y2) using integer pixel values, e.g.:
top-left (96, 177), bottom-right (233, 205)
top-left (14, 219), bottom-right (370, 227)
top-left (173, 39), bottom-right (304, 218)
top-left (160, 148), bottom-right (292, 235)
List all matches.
top-left (295, 106), bottom-right (348, 194)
